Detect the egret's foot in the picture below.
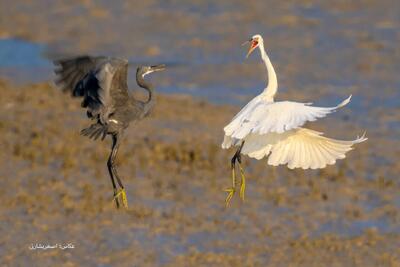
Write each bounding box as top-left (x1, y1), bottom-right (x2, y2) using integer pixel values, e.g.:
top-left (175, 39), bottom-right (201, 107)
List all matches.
top-left (224, 187), bottom-right (236, 207)
top-left (224, 166), bottom-right (237, 208)
top-left (114, 188), bottom-right (128, 208)
top-left (239, 165), bottom-right (246, 201)
top-left (239, 182), bottom-right (245, 202)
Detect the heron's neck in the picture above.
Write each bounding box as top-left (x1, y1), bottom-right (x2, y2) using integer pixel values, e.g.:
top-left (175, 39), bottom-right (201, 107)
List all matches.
top-left (259, 42), bottom-right (278, 101)
top-left (136, 75), bottom-right (154, 104)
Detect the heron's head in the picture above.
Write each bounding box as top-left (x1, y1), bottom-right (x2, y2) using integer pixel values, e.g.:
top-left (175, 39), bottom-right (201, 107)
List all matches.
top-left (243, 34), bottom-right (263, 58)
top-left (137, 64), bottom-right (166, 78)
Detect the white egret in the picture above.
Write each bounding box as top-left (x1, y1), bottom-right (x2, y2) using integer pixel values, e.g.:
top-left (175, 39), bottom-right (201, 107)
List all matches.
top-left (222, 34), bottom-right (367, 206)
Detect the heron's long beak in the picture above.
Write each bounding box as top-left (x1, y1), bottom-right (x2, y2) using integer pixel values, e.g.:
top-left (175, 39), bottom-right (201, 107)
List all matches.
top-left (244, 39), bottom-right (259, 58)
top-left (150, 64), bottom-right (166, 72)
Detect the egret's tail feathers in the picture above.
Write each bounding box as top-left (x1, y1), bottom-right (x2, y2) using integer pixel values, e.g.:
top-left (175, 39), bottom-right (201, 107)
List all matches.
top-left (80, 123), bottom-right (108, 141)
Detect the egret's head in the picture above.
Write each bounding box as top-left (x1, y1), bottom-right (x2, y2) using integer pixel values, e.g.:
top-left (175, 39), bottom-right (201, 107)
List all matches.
top-left (137, 64), bottom-right (166, 78)
top-left (243, 34), bottom-right (263, 58)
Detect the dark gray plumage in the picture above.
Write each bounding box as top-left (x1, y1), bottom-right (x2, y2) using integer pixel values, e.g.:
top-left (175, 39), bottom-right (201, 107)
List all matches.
top-left (53, 55), bottom-right (165, 208)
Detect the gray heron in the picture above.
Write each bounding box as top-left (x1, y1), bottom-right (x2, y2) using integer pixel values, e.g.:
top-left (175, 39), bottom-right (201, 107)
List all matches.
top-left (53, 56), bottom-right (165, 209)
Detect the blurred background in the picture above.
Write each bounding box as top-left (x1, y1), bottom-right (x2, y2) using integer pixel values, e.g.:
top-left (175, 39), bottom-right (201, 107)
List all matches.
top-left (0, 0), bottom-right (399, 266)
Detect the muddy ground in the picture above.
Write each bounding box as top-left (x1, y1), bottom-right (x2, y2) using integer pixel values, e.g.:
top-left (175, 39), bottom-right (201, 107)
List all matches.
top-left (0, 0), bottom-right (399, 266)
top-left (0, 80), bottom-right (398, 266)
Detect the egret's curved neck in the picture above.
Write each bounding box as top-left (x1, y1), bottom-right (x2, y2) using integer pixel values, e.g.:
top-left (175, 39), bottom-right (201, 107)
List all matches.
top-left (259, 42), bottom-right (278, 101)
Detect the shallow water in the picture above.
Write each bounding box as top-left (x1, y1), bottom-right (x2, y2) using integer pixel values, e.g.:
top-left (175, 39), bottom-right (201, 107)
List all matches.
top-left (0, 38), bottom-right (52, 83)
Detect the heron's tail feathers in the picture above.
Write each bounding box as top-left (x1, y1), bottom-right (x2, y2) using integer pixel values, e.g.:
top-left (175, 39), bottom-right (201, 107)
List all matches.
top-left (80, 123), bottom-right (108, 141)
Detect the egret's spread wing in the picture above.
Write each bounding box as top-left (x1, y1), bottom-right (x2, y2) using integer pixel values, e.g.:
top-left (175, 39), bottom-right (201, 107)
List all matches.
top-left (54, 56), bottom-right (129, 121)
top-left (224, 95), bottom-right (352, 139)
top-left (239, 128), bottom-right (367, 169)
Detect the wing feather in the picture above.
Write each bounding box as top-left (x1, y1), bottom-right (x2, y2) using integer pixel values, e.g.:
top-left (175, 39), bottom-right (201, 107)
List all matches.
top-left (237, 128), bottom-right (366, 169)
top-left (319, 143), bottom-right (334, 166)
top-left (299, 140), bottom-right (308, 169)
top-left (53, 56), bottom-right (108, 93)
top-left (303, 141), bottom-right (313, 169)
top-left (223, 95), bottom-right (352, 140)
top-left (287, 137), bottom-right (297, 169)
top-left (53, 56), bottom-right (129, 122)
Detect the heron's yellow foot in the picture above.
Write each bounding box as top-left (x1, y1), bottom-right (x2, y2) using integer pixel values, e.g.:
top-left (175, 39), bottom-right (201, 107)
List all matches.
top-left (113, 189), bottom-right (120, 208)
top-left (114, 188), bottom-right (128, 208)
top-left (239, 165), bottom-right (246, 201)
top-left (224, 187), bottom-right (236, 207)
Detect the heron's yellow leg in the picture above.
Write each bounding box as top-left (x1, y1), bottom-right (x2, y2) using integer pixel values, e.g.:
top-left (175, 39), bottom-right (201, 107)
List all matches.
top-left (112, 189), bottom-right (120, 208)
top-left (238, 163), bottom-right (246, 201)
top-left (113, 188), bottom-right (128, 208)
top-left (224, 166), bottom-right (236, 207)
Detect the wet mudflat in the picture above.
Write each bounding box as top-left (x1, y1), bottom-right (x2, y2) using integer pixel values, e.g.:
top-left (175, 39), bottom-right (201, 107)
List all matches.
top-left (0, 80), bottom-right (398, 266)
top-left (0, 0), bottom-right (399, 266)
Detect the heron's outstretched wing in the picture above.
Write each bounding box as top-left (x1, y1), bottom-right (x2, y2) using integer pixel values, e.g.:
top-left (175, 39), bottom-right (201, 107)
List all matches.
top-left (54, 56), bottom-right (108, 94)
top-left (53, 56), bottom-right (129, 121)
top-left (224, 128), bottom-right (367, 169)
top-left (224, 95), bottom-right (352, 139)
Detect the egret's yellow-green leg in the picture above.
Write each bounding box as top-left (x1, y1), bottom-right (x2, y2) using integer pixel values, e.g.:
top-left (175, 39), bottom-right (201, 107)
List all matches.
top-left (224, 141), bottom-right (245, 207)
top-left (238, 163), bottom-right (246, 201)
top-left (224, 166), bottom-right (236, 207)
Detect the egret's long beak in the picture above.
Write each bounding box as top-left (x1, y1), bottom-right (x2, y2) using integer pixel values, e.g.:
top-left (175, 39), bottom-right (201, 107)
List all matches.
top-left (241, 39), bottom-right (251, 46)
top-left (244, 39), bottom-right (259, 58)
top-left (150, 64), bottom-right (166, 72)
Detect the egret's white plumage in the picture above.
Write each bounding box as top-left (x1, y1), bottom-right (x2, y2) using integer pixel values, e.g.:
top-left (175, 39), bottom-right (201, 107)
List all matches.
top-left (222, 34), bottom-right (367, 172)
top-left (224, 128), bottom-right (366, 169)
top-left (223, 94), bottom-right (352, 139)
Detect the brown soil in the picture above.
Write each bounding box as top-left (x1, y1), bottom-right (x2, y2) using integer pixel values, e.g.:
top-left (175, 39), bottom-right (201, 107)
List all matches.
top-left (0, 80), bottom-right (398, 266)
